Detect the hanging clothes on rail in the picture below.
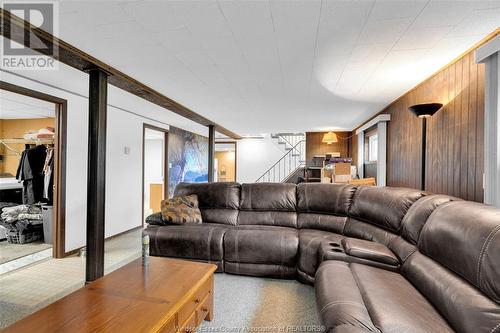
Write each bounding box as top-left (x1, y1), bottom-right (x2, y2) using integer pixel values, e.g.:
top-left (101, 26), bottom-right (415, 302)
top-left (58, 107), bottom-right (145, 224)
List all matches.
top-left (43, 147), bottom-right (54, 204)
top-left (16, 145), bottom-right (47, 204)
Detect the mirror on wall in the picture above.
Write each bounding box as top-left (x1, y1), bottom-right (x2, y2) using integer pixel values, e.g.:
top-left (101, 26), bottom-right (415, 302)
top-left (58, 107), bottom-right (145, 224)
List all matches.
top-left (0, 89), bottom-right (57, 267)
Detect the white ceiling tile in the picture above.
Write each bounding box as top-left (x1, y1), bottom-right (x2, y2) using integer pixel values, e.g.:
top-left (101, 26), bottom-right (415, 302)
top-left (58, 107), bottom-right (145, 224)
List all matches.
top-left (358, 17), bottom-right (413, 45)
top-left (369, 0), bottom-right (428, 21)
top-left (28, 1), bottom-right (499, 133)
top-left (394, 26), bottom-right (454, 50)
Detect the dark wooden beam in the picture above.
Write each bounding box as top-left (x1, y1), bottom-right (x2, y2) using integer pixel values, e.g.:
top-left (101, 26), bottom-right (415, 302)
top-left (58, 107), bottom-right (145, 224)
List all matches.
top-left (208, 125), bottom-right (215, 182)
top-left (86, 69), bottom-right (107, 282)
top-left (0, 8), bottom-right (241, 139)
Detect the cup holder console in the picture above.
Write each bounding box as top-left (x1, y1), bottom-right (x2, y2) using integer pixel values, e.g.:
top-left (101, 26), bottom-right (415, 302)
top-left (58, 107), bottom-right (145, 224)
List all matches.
top-left (328, 242), bottom-right (344, 253)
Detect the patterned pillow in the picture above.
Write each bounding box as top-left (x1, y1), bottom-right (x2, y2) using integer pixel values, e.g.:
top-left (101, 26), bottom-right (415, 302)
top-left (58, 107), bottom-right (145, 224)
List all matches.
top-left (160, 194), bottom-right (202, 225)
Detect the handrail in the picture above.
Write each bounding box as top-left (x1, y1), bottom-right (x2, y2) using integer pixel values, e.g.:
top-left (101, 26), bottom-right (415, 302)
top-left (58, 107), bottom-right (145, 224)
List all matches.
top-left (255, 139), bottom-right (305, 183)
top-left (278, 134), bottom-right (303, 155)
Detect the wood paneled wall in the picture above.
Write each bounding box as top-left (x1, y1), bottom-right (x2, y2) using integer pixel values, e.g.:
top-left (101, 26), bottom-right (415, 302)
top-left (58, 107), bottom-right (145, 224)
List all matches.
top-left (305, 132), bottom-right (351, 165)
top-left (352, 51), bottom-right (485, 202)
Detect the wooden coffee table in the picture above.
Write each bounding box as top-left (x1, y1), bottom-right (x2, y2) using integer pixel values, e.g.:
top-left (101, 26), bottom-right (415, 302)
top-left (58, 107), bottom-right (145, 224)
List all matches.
top-left (4, 257), bottom-right (217, 332)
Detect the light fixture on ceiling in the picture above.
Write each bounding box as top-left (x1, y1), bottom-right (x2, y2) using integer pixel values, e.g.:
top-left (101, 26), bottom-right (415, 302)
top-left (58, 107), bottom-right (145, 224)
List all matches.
top-left (408, 103), bottom-right (443, 191)
top-left (322, 131), bottom-right (338, 144)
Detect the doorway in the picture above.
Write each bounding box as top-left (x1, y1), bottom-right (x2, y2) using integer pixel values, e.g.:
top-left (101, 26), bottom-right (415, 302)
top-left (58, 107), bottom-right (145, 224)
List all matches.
top-left (142, 124), bottom-right (168, 224)
top-left (0, 82), bottom-right (67, 269)
top-left (215, 142), bottom-right (237, 182)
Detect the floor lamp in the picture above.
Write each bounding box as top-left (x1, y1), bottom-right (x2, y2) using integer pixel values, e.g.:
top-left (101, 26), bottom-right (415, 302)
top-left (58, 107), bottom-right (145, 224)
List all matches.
top-left (409, 103), bottom-right (443, 190)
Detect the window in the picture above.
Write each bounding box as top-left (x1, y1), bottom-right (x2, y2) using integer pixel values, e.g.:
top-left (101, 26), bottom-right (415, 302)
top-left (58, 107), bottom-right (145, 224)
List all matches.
top-left (368, 134), bottom-right (378, 162)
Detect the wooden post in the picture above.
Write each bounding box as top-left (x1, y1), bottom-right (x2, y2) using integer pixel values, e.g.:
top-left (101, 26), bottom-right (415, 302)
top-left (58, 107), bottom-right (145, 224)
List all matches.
top-left (208, 125), bottom-right (215, 182)
top-left (86, 69), bottom-right (108, 282)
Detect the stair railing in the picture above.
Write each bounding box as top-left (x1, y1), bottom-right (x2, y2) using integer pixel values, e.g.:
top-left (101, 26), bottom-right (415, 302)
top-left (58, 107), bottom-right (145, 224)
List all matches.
top-left (255, 139), bottom-right (306, 183)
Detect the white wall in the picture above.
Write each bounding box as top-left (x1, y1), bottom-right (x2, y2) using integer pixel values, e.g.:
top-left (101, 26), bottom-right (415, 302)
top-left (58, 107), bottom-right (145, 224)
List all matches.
top-left (144, 134), bottom-right (165, 215)
top-left (236, 135), bottom-right (286, 183)
top-left (1, 61), bottom-right (208, 253)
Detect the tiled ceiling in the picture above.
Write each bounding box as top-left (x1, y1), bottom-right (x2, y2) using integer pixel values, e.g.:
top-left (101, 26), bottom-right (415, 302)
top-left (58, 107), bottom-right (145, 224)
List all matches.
top-left (56, 0), bottom-right (499, 134)
top-left (0, 90), bottom-right (55, 119)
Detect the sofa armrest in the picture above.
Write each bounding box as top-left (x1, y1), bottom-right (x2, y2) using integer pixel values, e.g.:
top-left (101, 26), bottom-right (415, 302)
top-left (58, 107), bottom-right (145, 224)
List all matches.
top-left (145, 212), bottom-right (163, 225)
top-left (341, 238), bottom-right (399, 266)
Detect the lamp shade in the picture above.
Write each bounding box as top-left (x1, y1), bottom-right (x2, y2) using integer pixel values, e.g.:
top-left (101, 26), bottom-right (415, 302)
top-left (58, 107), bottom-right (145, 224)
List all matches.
top-left (322, 131), bottom-right (338, 144)
top-left (408, 103), bottom-right (443, 118)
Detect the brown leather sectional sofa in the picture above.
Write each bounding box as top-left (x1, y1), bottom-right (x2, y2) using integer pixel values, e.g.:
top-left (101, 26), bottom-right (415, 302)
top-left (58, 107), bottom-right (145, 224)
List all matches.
top-left (144, 182), bottom-right (500, 333)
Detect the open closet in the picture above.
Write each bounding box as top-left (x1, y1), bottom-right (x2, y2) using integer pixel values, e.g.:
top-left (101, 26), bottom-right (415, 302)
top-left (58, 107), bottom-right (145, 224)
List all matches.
top-left (0, 87), bottom-right (64, 270)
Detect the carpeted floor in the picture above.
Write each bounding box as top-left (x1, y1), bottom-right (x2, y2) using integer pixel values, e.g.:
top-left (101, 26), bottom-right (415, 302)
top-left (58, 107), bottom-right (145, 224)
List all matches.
top-left (0, 240), bottom-right (52, 264)
top-left (200, 273), bottom-right (321, 332)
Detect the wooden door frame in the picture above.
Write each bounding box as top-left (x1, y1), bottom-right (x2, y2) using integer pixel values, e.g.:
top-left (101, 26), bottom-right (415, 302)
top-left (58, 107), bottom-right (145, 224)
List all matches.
top-left (215, 141), bottom-right (237, 182)
top-left (142, 123), bottom-right (168, 226)
top-left (0, 81), bottom-right (67, 258)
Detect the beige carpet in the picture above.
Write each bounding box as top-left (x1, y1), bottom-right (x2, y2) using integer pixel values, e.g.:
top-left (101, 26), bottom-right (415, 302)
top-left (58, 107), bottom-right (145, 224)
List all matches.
top-left (0, 228), bottom-right (142, 329)
top-left (200, 273), bottom-right (322, 332)
top-left (0, 240), bottom-right (52, 264)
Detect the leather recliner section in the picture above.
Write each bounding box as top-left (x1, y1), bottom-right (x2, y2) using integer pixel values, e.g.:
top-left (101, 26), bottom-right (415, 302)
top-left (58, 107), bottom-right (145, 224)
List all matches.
top-left (346, 186), bottom-right (425, 234)
top-left (418, 201), bottom-right (500, 304)
top-left (296, 183), bottom-right (356, 232)
top-left (238, 183), bottom-right (298, 228)
top-left (144, 223), bottom-right (229, 272)
top-left (223, 225), bottom-right (299, 279)
top-left (316, 261), bottom-right (454, 333)
top-left (388, 194), bottom-right (457, 263)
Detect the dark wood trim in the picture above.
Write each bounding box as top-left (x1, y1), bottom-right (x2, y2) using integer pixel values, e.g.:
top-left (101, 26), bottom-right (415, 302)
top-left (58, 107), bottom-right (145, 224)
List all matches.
top-left (142, 124), bottom-right (168, 227)
top-left (215, 141), bottom-right (237, 182)
top-left (0, 80), bottom-right (67, 258)
top-left (0, 9), bottom-right (241, 139)
top-left (86, 69), bottom-right (107, 282)
top-left (208, 125), bottom-right (215, 182)
top-left (64, 226), bottom-right (142, 257)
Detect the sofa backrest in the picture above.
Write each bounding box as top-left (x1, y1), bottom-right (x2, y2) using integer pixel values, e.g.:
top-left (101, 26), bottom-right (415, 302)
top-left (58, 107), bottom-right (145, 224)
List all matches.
top-left (174, 182), bottom-right (240, 225)
top-left (343, 186), bottom-right (425, 245)
top-left (296, 183), bottom-right (356, 233)
top-left (402, 201), bottom-right (500, 333)
top-left (238, 183), bottom-right (297, 227)
top-left (387, 194), bottom-right (457, 262)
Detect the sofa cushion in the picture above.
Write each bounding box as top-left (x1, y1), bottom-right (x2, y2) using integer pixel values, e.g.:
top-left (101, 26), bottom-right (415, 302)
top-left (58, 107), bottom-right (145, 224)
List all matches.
top-left (402, 252), bottom-right (500, 333)
top-left (297, 213), bottom-right (347, 233)
top-left (343, 218), bottom-right (398, 246)
top-left (315, 261), bottom-right (378, 332)
top-left (238, 211), bottom-right (297, 228)
top-left (175, 182), bottom-right (240, 225)
top-left (316, 261), bottom-right (454, 333)
top-left (418, 201), bottom-right (500, 304)
top-left (296, 183), bottom-right (355, 232)
top-left (144, 223), bottom-right (229, 263)
top-left (238, 183), bottom-right (297, 227)
top-left (400, 194), bottom-right (456, 244)
top-left (348, 187), bottom-right (425, 232)
top-left (240, 183), bottom-right (296, 211)
top-left (297, 183), bottom-right (356, 216)
top-left (341, 238), bottom-right (399, 266)
top-left (145, 212), bottom-right (163, 226)
top-left (224, 225), bottom-right (298, 266)
top-left (224, 262), bottom-right (296, 279)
